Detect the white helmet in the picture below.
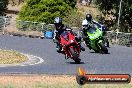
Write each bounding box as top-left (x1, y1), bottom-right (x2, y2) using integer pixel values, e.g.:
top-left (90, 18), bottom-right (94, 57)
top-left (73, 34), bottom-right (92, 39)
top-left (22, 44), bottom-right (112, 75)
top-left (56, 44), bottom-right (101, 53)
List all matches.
top-left (82, 19), bottom-right (88, 26)
top-left (82, 19), bottom-right (89, 29)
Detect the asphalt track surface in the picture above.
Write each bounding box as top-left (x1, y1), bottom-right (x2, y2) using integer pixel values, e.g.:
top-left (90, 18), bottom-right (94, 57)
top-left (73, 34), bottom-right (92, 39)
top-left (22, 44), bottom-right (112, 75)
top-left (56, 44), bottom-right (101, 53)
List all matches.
top-left (0, 35), bottom-right (132, 75)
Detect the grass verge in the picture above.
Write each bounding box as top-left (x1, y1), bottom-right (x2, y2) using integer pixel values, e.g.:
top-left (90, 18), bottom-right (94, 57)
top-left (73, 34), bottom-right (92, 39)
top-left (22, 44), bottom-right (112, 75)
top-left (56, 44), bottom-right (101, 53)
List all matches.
top-left (0, 49), bottom-right (28, 64)
top-left (0, 75), bottom-right (131, 88)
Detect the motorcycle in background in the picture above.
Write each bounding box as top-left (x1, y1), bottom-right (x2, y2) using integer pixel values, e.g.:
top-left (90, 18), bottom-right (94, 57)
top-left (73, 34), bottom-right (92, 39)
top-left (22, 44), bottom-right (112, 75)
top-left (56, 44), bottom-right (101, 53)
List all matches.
top-left (86, 26), bottom-right (108, 54)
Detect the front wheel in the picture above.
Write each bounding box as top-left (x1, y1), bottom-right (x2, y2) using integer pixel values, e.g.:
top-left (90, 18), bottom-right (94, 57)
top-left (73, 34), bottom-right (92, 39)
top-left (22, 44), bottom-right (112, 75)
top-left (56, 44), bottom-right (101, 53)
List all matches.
top-left (99, 42), bottom-right (108, 54)
top-left (70, 48), bottom-right (80, 64)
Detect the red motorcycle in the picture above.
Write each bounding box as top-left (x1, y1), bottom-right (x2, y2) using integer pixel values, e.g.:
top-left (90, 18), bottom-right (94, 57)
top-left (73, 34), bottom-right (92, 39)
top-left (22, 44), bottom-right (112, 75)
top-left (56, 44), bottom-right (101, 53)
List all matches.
top-left (60, 31), bottom-right (81, 63)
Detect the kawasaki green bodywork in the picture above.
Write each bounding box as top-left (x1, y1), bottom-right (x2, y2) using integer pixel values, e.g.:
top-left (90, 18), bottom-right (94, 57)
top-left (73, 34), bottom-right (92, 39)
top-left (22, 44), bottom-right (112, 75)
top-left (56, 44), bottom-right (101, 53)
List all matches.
top-left (87, 27), bottom-right (103, 51)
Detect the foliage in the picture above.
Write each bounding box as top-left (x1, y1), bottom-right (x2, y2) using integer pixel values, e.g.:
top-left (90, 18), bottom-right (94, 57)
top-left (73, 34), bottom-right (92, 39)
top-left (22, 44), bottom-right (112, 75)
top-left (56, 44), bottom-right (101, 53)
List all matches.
top-left (18, 0), bottom-right (76, 24)
top-left (94, 0), bottom-right (132, 32)
top-left (63, 10), bottom-right (84, 27)
top-left (64, 0), bottom-right (77, 8)
top-left (120, 0), bottom-right (132, 32)
top-left (0, 0), bottom-right (8, 16)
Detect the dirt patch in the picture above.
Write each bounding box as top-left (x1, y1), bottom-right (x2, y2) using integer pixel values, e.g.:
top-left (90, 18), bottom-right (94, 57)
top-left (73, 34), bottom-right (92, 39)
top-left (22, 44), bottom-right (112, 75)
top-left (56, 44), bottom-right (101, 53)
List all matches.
top-left (0, 75), bottom-right (75, 84)
top-left (0, 75), bottom-right (76, 88)
top-left (3, 4), bottom-right (44, 37)
top-left (76, 3), bottom-right (101, 18)
top-left (5, 30), bottom-right (44, 38)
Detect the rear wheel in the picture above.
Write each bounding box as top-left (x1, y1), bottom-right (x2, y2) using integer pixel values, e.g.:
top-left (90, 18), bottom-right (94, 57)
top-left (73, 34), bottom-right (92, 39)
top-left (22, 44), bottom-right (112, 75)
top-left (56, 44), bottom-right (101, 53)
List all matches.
top-left (93, 49), bottom-right (99, 53)
top-left (70, 48), bottom-right (80, 64)
top-left (99, 42), bottom-right (108, 54)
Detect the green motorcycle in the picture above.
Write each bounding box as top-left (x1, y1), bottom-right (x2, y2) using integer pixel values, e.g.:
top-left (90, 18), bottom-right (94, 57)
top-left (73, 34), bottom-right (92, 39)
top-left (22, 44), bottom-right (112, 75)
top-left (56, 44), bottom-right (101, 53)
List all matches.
top-left (86, 27), bottom-right (108, 54)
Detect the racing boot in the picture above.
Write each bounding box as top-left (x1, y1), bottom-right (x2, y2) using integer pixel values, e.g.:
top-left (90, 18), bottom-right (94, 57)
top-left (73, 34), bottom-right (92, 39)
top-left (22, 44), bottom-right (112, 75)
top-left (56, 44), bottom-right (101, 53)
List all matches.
top-left (84, 39), bottom-right (92, 50)
top-left (78, 41), bottom-right (85, 51)
top-left (56, 44), bottom-right (65, 53)
top-left (80, 45), bottom-right (85, 51)
top-left (85, 40), bottom-right (92, 50)
top-left (56, 44), bottom-right (62, 53)
top-left (86, 44), bottom-right (92, 50)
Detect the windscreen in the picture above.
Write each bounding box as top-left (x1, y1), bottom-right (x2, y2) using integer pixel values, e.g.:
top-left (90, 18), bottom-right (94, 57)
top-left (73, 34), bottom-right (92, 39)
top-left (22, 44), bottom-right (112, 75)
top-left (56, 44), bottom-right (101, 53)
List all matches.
top-left (94, 23), bottom-right (101, 28)
top-left (87, 27), bottom-right (97, 34)
top-left (61, 31), bottom-right (70, 41)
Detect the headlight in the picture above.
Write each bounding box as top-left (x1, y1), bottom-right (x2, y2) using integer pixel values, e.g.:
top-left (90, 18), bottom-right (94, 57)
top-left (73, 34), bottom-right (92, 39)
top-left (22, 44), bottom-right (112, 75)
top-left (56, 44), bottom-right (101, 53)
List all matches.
top-left (90, 36), bottom-right (95, 39)
top-left (71, 40), bottom-right (74, 43)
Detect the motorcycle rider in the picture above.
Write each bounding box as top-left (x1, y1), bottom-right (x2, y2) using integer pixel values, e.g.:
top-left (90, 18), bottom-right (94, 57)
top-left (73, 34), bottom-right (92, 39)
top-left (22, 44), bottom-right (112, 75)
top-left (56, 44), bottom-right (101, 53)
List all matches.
top-left (85, 13), bottom-right (108, 35)
top-left (86, 13), bottom-right (109, 47)
top-left (53, 17), bottom-right (85, 52)
top-left (81, 13), bottom-right (109, 48)
top-left (80, 19), bottom-right (92, 50)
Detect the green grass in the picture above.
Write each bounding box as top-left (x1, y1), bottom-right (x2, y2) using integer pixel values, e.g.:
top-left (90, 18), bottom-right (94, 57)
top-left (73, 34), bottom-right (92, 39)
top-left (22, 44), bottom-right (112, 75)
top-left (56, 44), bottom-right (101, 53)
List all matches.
top-left (0, 49), bottom-right (28, 64)
top-left (0, 82), bottom-right (131, 88)
top-left (0, 84), bottom-right (15, 88)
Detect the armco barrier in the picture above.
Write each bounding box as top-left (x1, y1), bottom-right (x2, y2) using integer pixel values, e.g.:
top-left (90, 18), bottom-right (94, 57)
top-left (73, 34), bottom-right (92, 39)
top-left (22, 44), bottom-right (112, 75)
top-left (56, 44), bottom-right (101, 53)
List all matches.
top-left (0, 16), bottom-right (11, 30)
top-left (107, 31), bottom-right (132, 47)
top-left (15, 20), bottom-right (132, 47)
top-left (16, 20), bottom-right (54, 32)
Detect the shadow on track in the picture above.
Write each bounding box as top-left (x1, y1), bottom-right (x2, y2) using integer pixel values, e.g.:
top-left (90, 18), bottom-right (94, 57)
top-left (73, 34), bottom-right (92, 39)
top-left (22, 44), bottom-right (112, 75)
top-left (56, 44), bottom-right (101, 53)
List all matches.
top-left (66, 61), bottom-right (85, 64)
top-left (90, 51), bottom-right (110, 54)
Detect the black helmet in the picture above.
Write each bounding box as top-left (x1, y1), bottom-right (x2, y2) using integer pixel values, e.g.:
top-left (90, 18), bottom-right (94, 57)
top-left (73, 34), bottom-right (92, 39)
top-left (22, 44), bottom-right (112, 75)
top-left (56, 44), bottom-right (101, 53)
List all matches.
top-left (86, 13), bottom-right (92, 22)
top-left (102, 25), bottom-right (107, 31)
top-left (54, 17), bottom-right (62, 29)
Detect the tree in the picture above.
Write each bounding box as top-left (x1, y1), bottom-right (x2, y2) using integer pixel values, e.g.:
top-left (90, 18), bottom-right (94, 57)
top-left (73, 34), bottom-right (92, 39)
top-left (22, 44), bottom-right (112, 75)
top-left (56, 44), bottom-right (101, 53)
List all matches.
top-left (120, 0), bottom-right (132, 32)
top-left (0, 0), bottom-right (8, 16)
top-left (18, 0), bottom-right (75, 24)
top-left (94, 0), bottom-right (132, 32)
top-left (64, 0), bottom-right (77, 8)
